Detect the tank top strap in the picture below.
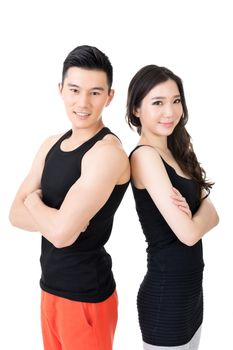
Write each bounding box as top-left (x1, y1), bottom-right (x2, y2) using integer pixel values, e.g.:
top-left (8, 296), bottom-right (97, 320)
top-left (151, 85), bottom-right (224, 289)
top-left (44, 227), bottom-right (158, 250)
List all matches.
top-left (129, 144), bottom-right (154, 159)
top-left (93, 127), bottom-right (121, 142)
top-left (44, 130), bottom-right (72, 162)
top-left (45, 127), bottom-right (116, 162)
top-left (88, 127), bottom-right (112, 143)
top-left (81, 127), bottom-right (120, 153)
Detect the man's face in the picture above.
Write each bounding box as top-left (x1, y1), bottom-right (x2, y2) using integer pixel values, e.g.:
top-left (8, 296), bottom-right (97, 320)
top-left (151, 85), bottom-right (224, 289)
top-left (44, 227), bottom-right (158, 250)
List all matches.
top-left (59, 67), bottom-right (114, 129)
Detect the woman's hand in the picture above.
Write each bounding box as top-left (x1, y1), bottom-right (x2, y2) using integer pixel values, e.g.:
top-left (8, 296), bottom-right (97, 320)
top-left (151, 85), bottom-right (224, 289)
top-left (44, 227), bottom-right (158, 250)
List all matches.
top-left (171, 187), bottom-right (192, 219)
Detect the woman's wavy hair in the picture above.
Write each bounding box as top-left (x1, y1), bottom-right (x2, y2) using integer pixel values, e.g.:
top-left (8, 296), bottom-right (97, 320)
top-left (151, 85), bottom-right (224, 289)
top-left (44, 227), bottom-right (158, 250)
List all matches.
top-left (126, 64), bottom-right (213, 198)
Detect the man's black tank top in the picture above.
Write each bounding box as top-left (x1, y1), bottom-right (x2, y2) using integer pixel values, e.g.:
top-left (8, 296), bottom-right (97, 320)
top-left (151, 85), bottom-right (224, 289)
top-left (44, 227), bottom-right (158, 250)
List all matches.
top-left (40, 127), bottom-right (129, 302)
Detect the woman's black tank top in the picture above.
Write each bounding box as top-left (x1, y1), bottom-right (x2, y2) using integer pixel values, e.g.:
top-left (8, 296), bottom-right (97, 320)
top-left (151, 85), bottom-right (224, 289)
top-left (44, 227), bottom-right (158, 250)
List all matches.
top-left (130, 146), bottom-right (204, 346)
top-left (40, 127), bottom-right (129, 302)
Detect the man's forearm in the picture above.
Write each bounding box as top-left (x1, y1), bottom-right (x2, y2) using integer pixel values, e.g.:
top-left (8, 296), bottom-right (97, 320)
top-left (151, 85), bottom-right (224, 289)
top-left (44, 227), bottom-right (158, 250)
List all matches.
top-left (24, 191), bottom-right (86, 248)
top-left (24, 194), bottom-right (61, 244)
top-left (9, 200), bottom-right (39, 232)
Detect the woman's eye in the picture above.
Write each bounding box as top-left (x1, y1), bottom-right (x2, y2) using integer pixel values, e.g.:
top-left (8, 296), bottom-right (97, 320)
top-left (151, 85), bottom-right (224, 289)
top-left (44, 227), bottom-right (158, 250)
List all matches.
top-left (152, 101), bottom-right (162, 106)
top-left (174, 98), bottom-right (181, 104)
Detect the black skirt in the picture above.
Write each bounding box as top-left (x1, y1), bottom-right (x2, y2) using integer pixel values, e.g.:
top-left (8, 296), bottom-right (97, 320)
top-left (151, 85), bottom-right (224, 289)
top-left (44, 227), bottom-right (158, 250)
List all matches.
top-left (137, 267), bottom-right (204, 346)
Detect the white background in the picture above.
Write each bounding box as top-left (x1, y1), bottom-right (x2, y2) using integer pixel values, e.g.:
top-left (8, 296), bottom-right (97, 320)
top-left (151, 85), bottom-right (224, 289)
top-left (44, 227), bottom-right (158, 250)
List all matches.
top-left (0, 0), bottom-right (232, 349)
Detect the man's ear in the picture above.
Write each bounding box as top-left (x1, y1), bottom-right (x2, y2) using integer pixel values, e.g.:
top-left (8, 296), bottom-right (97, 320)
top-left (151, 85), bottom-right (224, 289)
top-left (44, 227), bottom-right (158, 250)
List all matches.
top-left (105, 89), bottom-right (115, 107)
top-left (58, 82), bottom-right (63, 95)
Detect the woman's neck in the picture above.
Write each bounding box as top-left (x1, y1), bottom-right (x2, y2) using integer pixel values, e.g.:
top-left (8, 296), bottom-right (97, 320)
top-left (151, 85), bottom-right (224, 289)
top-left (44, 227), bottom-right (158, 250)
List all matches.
top-left (140, 134), bottom-right (169, 153)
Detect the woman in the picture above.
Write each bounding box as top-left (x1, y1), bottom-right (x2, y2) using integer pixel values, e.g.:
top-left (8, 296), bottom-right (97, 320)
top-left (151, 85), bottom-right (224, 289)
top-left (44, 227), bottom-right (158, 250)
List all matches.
top-left (126, 65), bottom-right (219, 349)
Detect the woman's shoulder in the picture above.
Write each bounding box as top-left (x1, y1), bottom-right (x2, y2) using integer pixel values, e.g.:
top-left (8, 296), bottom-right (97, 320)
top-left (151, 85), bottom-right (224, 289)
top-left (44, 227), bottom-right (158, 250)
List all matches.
top-left (130, 144), bottom-right (162, 164)
top-left (130, 144), bottom-right (167, 189)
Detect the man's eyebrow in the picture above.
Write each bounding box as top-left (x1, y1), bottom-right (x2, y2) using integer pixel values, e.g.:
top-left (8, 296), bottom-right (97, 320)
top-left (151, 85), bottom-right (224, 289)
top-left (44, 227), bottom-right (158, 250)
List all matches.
top-left (67, 83), bottom-right (80, 88)
top-left (90, 87), bottom-right (105, 91)
top-left (67, 83), bottom-right (105, 91)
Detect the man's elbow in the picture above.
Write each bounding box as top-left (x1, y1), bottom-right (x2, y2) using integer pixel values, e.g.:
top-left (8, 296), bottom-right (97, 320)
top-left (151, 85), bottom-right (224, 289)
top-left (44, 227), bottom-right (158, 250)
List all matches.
top-left (9, 208), bottom-right (17, 227)
top-left (9, 214), bottom-right (15, 227)
top-left (47, 226), bottom-right (65, 249)
top-left (51, 227), bottom-right (78, 249)
top-left (53, 236), bottom-right (69, 249)
top-left (215, 212), bottom-right (220, 227)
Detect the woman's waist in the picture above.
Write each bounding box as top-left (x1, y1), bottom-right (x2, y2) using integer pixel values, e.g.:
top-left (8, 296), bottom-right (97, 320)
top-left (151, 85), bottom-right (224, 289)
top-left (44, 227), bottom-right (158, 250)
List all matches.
top-left (146, 246), bottom-right (204, 273)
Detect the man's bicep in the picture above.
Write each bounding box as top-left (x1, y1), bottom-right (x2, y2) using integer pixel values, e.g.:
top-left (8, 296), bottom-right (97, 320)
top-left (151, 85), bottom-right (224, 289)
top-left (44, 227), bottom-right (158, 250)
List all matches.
top-left (60, 160), bottom-right (118, 222)
top-left (58, 146), bottom-right (126, 227)
top-left (14, 170), bottom-right (42, 201)
top-left (53, 177), bottom-right (115, 245)
top-left (13, 136), bottom-right (57, 201)
top-left (63, 170), bottom-right (116, 214)
top-left (9, 156), bottom-right (44, 231)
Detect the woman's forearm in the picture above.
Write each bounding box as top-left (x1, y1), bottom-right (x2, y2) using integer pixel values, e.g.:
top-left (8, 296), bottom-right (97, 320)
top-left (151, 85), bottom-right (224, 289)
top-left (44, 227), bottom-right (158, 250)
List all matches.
top-left (191, 196), bottom-right (219, 242)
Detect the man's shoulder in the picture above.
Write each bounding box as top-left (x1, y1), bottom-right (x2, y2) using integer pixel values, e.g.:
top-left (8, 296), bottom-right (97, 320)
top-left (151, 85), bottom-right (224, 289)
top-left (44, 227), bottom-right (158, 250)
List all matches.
top-left (83, 132), bottom-right (129, 170)
top-left (80, 130), bottom-right (130, 182)
top-left (42, 132), bottom-right (65, 150)
top-left (93, 133), bottom-right (128, 160)
top-left (34, 133), bottom-right (65, 162)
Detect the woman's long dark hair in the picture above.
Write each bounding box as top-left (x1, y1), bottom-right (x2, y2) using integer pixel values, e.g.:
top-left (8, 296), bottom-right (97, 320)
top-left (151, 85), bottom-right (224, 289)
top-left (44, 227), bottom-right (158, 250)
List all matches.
top-left (126, 65), bottom-right (213, 199)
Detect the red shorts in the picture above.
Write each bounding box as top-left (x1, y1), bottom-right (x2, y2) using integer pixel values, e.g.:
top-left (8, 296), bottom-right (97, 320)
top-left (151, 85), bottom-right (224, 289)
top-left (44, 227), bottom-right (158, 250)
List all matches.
top-left (41, 290), bottom-right (118, 350)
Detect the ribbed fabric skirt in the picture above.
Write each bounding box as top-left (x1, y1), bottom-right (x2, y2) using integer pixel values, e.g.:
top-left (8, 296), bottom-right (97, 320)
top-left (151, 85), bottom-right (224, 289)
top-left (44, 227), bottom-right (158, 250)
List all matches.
top-left (137, 267), bottom-right (204, 347)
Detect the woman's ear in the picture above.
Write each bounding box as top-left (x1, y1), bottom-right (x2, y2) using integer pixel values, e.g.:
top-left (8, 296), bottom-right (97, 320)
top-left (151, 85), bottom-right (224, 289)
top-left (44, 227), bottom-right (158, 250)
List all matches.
top-left (133, 107), bottom-right (140, 118)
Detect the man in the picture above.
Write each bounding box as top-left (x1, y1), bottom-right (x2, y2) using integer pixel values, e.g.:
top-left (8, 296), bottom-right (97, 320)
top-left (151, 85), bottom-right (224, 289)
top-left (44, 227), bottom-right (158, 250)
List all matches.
top-left (9, 45), bottom-right (130, 350)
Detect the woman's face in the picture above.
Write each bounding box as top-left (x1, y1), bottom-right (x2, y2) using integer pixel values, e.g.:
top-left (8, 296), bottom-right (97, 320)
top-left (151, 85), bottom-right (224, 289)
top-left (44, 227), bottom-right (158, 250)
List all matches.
top-left (135, 79), bottom-right (183, 137)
